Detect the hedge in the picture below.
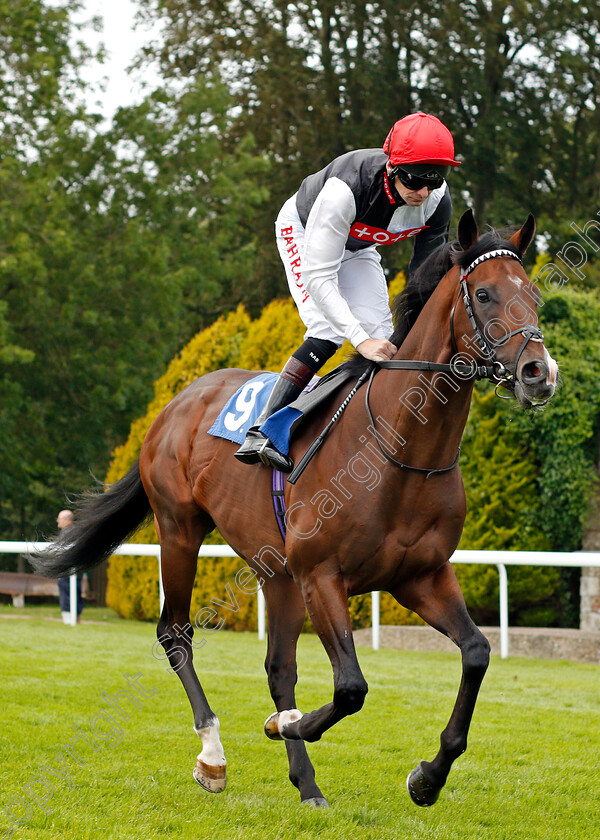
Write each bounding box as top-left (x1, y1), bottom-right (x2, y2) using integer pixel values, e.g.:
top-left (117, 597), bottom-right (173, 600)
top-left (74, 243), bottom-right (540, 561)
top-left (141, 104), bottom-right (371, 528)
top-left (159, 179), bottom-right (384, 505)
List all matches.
top-left (454, 281), bottom-right (600, 626)
top-left (105, 277), bottom-right (414, 627)
top-left (106, 273), bottom-right (600, 630)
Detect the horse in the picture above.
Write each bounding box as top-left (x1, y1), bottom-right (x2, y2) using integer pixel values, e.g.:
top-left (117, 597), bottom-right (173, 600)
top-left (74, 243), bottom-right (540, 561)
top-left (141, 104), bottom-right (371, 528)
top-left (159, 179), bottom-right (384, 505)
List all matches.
top-left (30, 209), bottom-right (558, 808)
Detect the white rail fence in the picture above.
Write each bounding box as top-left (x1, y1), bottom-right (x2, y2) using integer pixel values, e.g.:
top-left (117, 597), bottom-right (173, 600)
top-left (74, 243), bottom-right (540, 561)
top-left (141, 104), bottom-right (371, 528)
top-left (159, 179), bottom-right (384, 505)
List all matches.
top-left (1, 542), bottom-right (598, 659)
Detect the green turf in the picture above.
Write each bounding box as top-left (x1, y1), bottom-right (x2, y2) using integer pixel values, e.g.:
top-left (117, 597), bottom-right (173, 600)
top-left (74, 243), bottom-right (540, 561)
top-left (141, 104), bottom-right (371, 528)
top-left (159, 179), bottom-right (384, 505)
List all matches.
top-left (1, 610), bottom-right (598, 840)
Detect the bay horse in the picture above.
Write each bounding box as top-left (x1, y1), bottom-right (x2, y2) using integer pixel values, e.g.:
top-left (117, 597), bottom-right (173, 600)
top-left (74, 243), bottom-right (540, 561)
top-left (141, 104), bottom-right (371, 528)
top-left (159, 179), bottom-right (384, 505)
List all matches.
top-left (30, 210), bottom-right (558, 808)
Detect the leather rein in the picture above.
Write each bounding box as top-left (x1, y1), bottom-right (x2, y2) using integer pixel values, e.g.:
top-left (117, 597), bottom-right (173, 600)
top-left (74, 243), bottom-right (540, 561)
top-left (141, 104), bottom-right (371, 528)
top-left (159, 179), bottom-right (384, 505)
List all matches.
top-left (365, 247), bottom-right (545, 478)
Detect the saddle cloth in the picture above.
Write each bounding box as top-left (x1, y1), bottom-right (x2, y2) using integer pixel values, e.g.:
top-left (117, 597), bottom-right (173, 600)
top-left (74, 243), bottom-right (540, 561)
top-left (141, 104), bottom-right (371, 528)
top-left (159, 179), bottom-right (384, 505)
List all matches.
top-left (208, 366), bottom-right (355, 455)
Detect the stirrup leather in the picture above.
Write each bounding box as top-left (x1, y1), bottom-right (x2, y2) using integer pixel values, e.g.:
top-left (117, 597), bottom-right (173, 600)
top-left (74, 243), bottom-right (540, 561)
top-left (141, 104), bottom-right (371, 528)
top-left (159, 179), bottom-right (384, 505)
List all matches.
top-left (257, 437), bottom-right (271, 466)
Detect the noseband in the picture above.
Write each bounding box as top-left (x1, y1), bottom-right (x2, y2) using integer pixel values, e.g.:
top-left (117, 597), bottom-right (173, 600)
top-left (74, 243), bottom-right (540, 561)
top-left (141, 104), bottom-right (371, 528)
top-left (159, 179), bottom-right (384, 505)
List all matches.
top-left (366, 246), bottom-right (545, 476)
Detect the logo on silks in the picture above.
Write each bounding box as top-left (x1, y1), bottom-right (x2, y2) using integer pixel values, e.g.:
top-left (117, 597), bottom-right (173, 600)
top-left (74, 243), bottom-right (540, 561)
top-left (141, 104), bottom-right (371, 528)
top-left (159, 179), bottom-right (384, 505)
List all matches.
top-left (349, 222), bottom-right (428, 245)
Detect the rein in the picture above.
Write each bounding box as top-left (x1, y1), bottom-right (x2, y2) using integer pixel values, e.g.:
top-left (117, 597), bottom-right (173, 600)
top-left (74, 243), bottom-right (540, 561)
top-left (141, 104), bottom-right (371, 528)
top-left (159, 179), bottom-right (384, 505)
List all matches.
top-left (367, 247), bottom-right (545, 477)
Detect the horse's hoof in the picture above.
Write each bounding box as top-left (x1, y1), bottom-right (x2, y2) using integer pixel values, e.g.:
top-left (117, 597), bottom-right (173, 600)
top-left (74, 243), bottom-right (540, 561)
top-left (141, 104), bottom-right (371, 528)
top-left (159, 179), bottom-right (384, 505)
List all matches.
top-left (264, 708), bottom-right (303, 740)
top-left (302, 796), bottom-right (329, 808)
top-left (193, 758), bottom-right (227, 793)
top-left (406, 762), bottom-right (440, 807)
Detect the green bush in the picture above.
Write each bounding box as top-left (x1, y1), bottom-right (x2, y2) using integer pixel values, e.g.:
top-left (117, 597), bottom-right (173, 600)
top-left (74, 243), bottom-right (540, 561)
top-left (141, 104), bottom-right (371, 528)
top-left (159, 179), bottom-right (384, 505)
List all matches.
top-left (106, 306), bottom-right (253, 622)
top-left (512, 289), bottom-right (600, 551)
top-left (105, 277), bottom-right (407, 626)
top-left (456, 287), bottom-right (600, 626)
top-left (457, 389), bottom-right (558, 625)
top-left (105, 282), bottom-right (600, 630)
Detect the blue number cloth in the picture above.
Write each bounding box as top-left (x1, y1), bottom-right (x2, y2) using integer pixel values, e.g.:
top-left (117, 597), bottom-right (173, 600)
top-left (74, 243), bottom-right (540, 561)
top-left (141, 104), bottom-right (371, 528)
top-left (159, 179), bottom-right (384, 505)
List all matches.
top-left (208, 373), bottom-right (304, 454)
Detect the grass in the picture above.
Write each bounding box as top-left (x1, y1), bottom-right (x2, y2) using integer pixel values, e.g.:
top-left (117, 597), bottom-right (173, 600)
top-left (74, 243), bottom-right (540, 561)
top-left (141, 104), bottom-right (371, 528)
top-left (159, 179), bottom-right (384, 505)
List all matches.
top-left (0, 606), bottom-right (598, 840)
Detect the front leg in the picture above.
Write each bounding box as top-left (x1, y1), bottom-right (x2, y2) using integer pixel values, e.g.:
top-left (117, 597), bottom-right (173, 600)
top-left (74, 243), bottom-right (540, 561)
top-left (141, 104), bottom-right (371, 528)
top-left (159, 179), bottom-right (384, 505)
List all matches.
top-left (263, 576), bottom-right (327, 806)
top-left (392, 561), bottom-right (490, 806)
top-left (265, 569), bottom-right (368, 743)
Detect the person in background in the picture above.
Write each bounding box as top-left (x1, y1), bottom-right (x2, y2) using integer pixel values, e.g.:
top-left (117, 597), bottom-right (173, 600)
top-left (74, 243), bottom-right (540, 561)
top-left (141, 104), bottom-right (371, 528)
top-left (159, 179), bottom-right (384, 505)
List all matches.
top-left (56, 510), bottom-right (88, 623)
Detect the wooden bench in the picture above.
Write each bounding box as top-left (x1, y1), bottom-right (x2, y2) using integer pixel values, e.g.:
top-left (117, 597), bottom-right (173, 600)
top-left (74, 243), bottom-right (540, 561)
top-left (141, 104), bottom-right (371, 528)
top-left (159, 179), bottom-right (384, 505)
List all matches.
top-left (0, 571), bottom-right (59, 607)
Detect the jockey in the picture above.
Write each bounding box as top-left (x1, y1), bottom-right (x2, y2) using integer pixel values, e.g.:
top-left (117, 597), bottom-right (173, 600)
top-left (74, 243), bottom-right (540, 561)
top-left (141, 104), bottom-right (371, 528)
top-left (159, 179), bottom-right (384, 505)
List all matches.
top-left (235, 112), bottom-right (461, 471)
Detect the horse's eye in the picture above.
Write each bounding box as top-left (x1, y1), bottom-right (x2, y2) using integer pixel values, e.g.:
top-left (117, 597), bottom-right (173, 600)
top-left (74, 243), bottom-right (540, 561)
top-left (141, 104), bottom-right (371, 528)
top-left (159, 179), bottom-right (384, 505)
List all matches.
top-left (475, 289), bottom-right (490, 303)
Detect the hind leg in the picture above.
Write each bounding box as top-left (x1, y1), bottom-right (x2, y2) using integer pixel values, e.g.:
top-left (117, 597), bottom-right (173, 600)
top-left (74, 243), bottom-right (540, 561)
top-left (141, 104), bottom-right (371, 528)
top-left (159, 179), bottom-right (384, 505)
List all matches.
top-left (155, 512), bottom-right (227, 793)
top-left (392, 561), bottom-right (490, 806)
top-left (263, 576), bottom-right (328, 807)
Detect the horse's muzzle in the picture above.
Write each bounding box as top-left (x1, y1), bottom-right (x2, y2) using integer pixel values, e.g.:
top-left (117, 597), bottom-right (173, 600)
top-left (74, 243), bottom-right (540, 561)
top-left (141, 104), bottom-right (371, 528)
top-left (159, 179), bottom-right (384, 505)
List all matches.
top-left (515, 354), bottom-right (557, 408)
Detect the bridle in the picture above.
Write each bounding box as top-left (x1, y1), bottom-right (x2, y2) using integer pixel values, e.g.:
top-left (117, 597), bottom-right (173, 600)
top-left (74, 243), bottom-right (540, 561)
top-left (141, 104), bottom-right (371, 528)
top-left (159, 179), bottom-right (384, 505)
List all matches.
top-left (365, 246), bottom-right (545, 477)
top-left (449, 247), bottom-right (544, 394)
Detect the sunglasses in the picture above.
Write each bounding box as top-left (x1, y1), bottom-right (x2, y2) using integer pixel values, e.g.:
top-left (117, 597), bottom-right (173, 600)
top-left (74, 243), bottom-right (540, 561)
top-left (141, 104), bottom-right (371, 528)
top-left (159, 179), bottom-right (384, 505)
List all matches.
top-left (393, 167), bottom-right (445, 191)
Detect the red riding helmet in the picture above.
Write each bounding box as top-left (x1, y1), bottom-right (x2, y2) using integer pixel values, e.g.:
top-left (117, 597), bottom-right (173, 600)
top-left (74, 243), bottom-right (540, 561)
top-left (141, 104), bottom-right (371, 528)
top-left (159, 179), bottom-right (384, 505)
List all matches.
top-left (383, 113), bottom-right (461, 168)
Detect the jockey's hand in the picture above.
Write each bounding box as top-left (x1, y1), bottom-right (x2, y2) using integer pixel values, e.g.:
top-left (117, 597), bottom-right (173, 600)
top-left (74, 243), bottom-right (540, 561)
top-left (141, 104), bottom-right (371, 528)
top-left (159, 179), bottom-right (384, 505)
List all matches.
top-left (356, 338), bottom-right (398, 362)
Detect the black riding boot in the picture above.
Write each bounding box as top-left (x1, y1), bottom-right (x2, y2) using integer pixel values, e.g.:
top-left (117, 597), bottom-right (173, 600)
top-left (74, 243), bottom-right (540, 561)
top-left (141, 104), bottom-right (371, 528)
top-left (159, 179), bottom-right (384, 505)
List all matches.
top-left (234, 357), bottom-right (314, 471)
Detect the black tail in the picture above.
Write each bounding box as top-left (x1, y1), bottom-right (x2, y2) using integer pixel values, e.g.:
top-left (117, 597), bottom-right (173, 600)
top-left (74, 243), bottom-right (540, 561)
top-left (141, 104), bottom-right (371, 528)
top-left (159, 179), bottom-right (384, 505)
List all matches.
top-left (27, 460), bottom-right (152, 577)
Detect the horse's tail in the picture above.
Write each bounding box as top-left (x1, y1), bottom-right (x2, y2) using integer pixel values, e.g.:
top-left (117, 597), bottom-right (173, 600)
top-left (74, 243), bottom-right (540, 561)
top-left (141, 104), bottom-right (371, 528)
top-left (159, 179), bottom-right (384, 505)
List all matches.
top-left (27, 460), bottom-right (152, 578)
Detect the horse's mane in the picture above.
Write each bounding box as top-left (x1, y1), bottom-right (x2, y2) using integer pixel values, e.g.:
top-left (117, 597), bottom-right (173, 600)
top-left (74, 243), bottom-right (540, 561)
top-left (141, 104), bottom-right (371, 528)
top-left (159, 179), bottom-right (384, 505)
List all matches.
top-left (341, 226), bottom-right (521, 378)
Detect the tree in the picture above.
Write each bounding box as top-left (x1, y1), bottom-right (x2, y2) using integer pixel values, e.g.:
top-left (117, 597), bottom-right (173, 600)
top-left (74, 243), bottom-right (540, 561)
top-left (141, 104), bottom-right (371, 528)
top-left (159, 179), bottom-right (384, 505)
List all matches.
top-left (0, 6), bottom-right (271, 545)
top-left (414, 0), bottom-right (598, 227)
top-left (3, 0), bottom-right (599, 559)
top-left (135, 0), bottom-right (428, 288)
top-left (105, 76), bottom-right (270, 320)
top-left (0, 0), bottom-right (101, 547)
top-left (135, 0), bottom-right (600, 290)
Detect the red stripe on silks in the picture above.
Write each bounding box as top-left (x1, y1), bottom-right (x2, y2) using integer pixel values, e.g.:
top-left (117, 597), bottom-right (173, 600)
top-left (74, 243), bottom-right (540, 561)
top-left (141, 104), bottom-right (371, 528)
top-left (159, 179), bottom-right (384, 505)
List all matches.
top-left (349, 222), bottom-right (429, 245)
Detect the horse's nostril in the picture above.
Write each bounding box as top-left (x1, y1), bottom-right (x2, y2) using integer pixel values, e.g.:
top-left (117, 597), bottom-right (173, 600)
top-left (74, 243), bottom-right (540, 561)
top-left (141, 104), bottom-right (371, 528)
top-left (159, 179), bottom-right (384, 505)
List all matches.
top-left (522, 360), bottom-right (547, 383)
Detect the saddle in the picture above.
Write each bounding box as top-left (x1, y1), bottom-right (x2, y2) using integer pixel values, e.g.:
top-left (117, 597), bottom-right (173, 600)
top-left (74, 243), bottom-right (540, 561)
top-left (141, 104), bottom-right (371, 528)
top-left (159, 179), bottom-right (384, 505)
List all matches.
top-left (260, 366), bottom-right (356, 455)
top-left (208, 364), bottom-right (362, 543)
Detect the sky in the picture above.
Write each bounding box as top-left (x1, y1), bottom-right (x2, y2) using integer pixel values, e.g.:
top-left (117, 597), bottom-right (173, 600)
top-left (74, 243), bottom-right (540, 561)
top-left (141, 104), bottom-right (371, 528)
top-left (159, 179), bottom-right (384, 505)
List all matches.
top-left (74, 0), bottom-right (163, 122)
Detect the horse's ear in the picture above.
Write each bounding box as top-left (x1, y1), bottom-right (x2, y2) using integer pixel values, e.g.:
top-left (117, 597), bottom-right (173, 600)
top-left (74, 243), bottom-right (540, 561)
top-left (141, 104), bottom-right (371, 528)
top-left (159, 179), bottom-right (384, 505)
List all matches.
top-left (457, 209), bottom-right (479, 251)
top-left (509, 213), bottom-right (536, 255)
